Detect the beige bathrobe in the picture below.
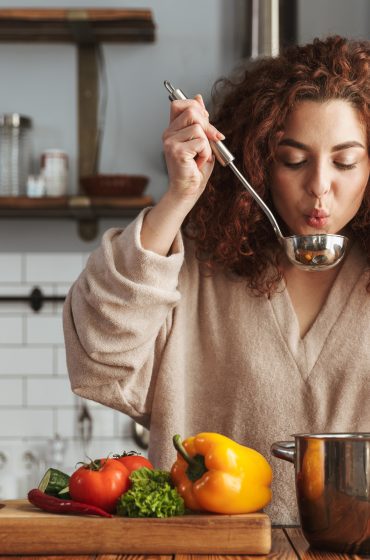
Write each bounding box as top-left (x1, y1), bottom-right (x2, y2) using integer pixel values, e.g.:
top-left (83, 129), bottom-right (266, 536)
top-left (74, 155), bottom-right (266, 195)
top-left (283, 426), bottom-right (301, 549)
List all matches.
top-left (63, 209), bottom-right (370, 524)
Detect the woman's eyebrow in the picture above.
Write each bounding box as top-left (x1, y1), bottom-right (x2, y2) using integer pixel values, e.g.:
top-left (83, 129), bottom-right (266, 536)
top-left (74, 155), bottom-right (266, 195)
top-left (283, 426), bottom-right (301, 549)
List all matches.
top-left (278, 138), bottom-right (365, 151)
top-left (278, 139), bottom-right (309, 150)
top-left (331, 141), bottom-right (365, 151)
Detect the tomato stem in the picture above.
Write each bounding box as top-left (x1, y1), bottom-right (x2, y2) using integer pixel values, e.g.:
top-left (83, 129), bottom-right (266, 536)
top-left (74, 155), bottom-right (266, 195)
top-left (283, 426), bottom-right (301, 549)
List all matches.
top-left (75, 454), bottom-right (112, 471)
top-left (113, 451), bottom-right (142, 458)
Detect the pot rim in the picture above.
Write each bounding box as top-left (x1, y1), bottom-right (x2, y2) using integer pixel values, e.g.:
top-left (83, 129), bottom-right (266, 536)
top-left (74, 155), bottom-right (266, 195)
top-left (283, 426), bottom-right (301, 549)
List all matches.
top-left (291, 432), bottom-right (370, 440)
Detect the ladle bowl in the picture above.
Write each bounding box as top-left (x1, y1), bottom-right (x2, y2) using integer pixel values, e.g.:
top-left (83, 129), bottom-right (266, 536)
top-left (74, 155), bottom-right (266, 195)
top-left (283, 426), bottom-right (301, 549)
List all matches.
top-left (164, 81), bottom-right (350, 271)
top-left (282, 233), bottom-right (348, 271)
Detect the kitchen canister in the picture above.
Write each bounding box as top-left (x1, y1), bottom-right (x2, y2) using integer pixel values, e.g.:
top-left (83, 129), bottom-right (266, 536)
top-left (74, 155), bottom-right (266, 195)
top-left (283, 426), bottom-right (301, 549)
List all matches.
top-left (0, 113), bottom-right (33, 196)
top-left (41, 149), bottom-right (69, 197)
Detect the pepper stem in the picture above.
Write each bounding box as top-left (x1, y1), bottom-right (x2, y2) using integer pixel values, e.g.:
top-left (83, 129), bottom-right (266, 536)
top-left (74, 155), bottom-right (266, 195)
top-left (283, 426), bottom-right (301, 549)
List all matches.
top-left (173, 434), bottom-right (207, 482)
top-left (173, 435), bottom-right (195, 464)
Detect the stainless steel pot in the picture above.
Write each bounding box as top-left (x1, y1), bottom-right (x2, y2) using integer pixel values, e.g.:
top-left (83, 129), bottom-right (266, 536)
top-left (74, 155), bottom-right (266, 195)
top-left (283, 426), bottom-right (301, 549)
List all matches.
top-left (271, 433), bottom-right (370, 553)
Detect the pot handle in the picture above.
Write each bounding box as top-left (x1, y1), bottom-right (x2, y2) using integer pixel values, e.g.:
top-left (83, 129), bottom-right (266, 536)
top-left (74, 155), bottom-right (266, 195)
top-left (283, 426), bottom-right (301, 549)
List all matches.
top-left (271, 440), bottom-right (295, 463)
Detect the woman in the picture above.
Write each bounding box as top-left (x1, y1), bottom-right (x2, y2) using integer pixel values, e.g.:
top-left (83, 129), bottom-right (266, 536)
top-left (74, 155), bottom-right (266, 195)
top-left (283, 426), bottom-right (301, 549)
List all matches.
top-left (63, 36), bottom-right (370, 524)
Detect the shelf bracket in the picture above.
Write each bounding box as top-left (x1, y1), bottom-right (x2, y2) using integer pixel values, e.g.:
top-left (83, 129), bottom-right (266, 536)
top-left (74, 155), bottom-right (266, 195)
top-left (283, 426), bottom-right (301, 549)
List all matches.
top-left (77, 218), bottom-right (99, 241)
top-left (68, 195), bottom-right (98, 240)
top-left (78, 43), bottom-right (99, 183)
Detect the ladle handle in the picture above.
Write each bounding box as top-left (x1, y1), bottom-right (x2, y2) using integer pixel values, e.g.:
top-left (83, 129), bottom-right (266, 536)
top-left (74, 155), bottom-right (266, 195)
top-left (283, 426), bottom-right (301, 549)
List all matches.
top-left (164, 81), bottom-right (234, 167)
top-left (163, 80), bottom-right (284, 240)
top-left (228, 162), bottom-right (283, 240)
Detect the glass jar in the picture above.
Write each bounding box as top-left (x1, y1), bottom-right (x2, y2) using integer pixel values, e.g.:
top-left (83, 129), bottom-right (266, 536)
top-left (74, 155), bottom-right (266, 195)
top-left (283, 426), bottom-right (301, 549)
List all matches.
top-left (0, 114), bottom-right (33, 196)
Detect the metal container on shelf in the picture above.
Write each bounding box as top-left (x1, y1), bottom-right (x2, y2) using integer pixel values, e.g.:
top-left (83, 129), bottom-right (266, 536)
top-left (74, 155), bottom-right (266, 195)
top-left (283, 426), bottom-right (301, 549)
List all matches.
top-left (0, 113), bottom-right (33, 196)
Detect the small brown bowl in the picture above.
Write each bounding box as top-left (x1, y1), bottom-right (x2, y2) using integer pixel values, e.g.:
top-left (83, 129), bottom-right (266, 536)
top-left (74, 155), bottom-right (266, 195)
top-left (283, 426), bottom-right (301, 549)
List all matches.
top-left (80, 174), bottom-right (148, 197)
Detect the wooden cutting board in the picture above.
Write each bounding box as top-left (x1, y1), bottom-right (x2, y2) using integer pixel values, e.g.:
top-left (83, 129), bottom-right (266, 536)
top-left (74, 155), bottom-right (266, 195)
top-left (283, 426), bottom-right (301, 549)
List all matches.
top-left (0, 499), bottom-right (271, 555)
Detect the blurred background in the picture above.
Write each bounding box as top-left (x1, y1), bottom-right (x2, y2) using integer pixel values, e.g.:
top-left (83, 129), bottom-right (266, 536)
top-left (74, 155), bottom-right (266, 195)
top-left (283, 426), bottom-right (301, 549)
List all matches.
top-left (0, 0), bottom-right (368, 499)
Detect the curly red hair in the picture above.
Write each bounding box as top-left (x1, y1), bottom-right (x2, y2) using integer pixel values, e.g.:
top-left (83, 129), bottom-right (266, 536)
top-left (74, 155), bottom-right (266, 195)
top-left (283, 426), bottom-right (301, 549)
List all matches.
top-left (183, 36), bottom-right (370, 295)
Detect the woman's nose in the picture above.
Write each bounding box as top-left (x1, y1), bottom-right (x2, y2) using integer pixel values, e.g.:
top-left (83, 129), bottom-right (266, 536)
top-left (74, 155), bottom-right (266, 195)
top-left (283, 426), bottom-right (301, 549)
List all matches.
top-left (306, 164), bottom-right (331, 199)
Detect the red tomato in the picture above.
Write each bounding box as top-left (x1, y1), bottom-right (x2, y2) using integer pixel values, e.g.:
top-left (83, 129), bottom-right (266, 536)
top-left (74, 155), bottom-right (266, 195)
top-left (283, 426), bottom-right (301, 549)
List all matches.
top-left (115, 453), bottom-right (154, 474)
top-left (69, 458), bottom-right (130, 513)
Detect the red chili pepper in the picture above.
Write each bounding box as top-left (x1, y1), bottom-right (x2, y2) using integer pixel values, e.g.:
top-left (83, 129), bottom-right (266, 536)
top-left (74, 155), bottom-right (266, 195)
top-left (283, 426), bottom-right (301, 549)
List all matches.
top-left (28, 488), bottom-right (113, 518)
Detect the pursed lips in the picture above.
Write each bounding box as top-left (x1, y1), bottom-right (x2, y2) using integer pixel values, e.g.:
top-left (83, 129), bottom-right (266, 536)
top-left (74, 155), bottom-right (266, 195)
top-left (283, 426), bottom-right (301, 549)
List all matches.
top-left (306, 208), bottom-right (330, 219)
top-left (304, 209), bottom-right (330, 228)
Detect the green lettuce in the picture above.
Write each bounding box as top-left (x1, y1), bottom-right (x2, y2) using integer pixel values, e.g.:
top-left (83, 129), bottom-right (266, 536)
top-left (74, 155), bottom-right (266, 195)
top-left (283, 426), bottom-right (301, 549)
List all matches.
top-left (116, 467), bottom-right (185, 518)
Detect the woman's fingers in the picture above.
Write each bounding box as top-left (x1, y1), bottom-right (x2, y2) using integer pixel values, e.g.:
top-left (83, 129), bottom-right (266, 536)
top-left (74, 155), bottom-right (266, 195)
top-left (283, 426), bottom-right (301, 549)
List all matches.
top-left (163, 96), bottom-right (221, 198)
top-left (165, 120), bottom-right (223, 146)
top-left (169, 101), bottom-right (206, 132)
top-left (163, 125), bottom-right (212, 165)
top-left (169, 97), bottom-right (207, 121)
top-left (168, 106), bottom-right (224, 145)
top-left (196, 150), bottom-right (215, 171)
top-left (194, 93), bottom-right (207, 112)
top-left (169, 98), bottom-right (224, 137)
top-left (164, 100), bottom-right (224, 173)
top-left (184, 135), bottom-right (213, 168)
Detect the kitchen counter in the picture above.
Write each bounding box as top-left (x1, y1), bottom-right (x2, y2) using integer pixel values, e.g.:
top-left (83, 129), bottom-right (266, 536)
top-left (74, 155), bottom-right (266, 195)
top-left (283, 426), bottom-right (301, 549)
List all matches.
top-left (0, 501), bottom-right (366, 559)
top-left (0, 528), bottom-right (360, 559)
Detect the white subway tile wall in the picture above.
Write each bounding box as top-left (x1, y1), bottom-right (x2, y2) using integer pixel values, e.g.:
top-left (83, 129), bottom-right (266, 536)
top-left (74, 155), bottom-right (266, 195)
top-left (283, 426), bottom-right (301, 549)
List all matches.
top-left (0, 316), bottom-right (23, 344)
top-left (0, 378), bottom-right (23, 406)
top-left (0, 252), bottom-right (145, 500)
top-left (0, 255), bottom-right (22, 282)
top-left (25, 253), bottom-right (84, 284)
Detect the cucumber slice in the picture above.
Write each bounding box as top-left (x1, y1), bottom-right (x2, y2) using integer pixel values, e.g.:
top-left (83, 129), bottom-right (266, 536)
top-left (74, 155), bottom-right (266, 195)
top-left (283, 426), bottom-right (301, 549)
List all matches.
top-left (38, 468), bottom-right (70, 496)
top-left (57, 485), bottom-right (70, 499)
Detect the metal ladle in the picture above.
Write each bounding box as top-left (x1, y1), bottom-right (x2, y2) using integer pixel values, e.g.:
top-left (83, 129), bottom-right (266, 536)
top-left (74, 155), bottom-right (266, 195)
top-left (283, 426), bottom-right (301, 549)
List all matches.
top-left (164, 81), bottom-right (348, 271)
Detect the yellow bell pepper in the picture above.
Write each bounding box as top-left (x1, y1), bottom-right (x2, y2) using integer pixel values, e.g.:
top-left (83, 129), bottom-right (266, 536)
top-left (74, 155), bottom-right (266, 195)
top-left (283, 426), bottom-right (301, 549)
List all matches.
top-left (170, 432), bottom-right (272, 514)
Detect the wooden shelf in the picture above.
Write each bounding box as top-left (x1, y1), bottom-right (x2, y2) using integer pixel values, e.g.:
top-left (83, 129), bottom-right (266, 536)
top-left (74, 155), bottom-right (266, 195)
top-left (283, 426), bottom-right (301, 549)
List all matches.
top-left (0, 9), bottom-right (156, 240)
top-left (0, 9), bottom-right (155, 43)
top-left (0, 195), bottom-right (153, 214)
top-left (0, 195), bottom-right (153, 240)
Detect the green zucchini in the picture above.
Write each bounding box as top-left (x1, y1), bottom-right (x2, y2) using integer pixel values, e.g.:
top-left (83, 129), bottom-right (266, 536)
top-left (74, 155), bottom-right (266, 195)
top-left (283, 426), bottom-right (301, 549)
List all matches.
top-left (38, 468), bottom-right (70, 496)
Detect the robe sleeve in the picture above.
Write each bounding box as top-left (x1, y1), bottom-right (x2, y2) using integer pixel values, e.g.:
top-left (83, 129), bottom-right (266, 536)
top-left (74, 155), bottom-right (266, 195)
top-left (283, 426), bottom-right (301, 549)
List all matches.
top-left (63, 208), bottom-right (184, 427)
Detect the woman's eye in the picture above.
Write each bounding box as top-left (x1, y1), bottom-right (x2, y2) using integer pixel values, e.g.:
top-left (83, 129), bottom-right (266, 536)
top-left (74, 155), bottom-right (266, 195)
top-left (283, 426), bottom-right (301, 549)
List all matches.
top-left (335, 162), bottom-right (357, 170)
top-left (283, 161), bottom-right (306, 169)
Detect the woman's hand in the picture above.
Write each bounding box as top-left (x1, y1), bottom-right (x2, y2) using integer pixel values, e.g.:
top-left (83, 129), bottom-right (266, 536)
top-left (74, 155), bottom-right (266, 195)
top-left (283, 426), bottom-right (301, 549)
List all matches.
top-left (162, 94), bottom-right (225, 204)
top-left (141, 94), bottom-right (224, 256)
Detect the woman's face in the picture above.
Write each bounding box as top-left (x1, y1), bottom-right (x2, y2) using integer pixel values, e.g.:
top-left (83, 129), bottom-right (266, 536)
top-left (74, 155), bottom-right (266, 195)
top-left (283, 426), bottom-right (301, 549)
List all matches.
top-left (270, 99), bottom-right (370, 236)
